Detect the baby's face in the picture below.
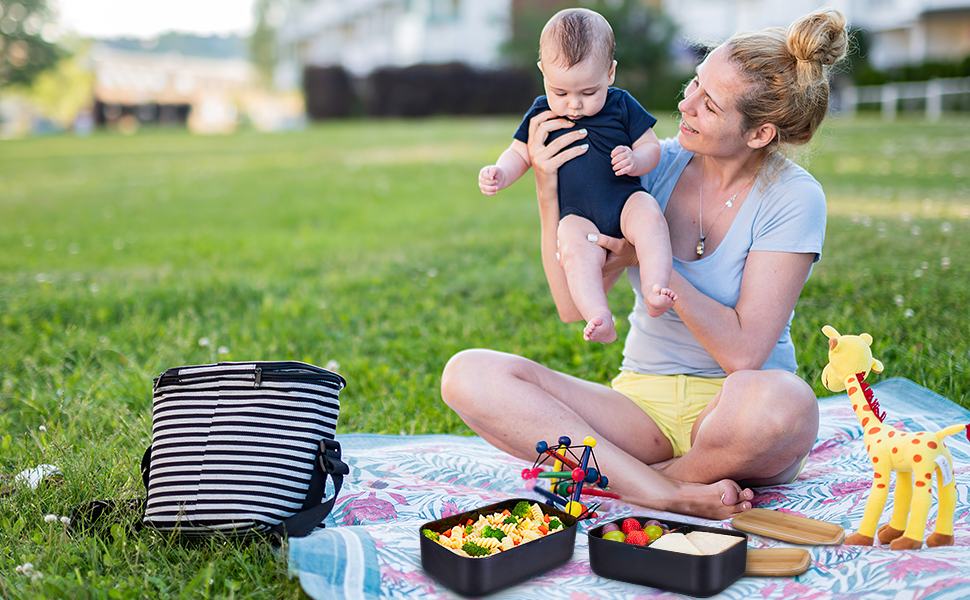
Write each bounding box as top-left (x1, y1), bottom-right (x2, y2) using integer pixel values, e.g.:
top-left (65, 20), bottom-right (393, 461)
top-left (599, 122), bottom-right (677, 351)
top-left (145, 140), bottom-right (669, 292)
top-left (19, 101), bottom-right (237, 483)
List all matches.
top-left (539, 57), bottom-right (615, 121)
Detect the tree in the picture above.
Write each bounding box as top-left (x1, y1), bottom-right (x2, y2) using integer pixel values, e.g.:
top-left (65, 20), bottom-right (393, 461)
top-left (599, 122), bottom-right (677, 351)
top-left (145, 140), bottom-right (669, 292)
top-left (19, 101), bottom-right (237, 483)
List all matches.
top-left (0, 0), bottom-right (64, 89)
top-left (250, 0), bottom-right (289, 86)
top-left (503, 0), bottom-right (683, 109)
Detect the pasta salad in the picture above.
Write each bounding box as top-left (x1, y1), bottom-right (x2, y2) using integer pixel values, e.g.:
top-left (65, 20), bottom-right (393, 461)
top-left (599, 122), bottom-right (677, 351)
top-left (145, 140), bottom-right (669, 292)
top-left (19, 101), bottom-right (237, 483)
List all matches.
top-left (422, 501), bottom-right (566, 557)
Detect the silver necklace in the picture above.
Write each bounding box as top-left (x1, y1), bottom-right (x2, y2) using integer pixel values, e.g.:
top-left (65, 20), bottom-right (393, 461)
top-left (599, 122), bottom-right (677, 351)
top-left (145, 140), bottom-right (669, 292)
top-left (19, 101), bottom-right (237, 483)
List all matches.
top-left (696, 161), bottom-right (757, 256)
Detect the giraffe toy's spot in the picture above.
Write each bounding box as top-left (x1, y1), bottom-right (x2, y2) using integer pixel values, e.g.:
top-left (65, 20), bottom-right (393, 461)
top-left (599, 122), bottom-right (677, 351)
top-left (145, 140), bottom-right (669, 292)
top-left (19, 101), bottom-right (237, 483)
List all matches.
top-left (888, 431), bottom-right (895, 438)
top-left (925, 473), bottom-right (932, 480)
top-left (874, 472), bottom-right (882, 478)
top-left (876, 483), bottom-right (886, 489)
top-left (914, 454), bottom-right (923, 462)
top-left (868, 427), bottom-right (881, 435)
top-left (892, 447), bottom-right (898, 454)
top-left (862, 417), bottom-right (870, 426)
top-left (848, 387), bottom-right (859, 396)
top-left (872, 456), bottom-right (879, 463)
top-left (916, 481), bottom-right (927, 488)
top-left (853, 404), bottom-right (859, 411)
top-left (912, 439), bottom-right (921, 444)
top-left (928, 441), bottom-right (938, 449)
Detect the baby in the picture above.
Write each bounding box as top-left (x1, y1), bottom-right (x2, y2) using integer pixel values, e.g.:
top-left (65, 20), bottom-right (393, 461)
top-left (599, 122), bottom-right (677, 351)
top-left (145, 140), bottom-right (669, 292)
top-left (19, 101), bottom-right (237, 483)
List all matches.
top-left (479, 8), bottom-right (675, 343)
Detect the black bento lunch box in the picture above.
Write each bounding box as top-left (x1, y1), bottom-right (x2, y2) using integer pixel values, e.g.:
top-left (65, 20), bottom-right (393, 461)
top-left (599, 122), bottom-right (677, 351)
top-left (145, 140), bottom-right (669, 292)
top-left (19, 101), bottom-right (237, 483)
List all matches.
top-left (419, 498), bottom-right (578, 596)
top-left (588, 517), bottom-right (747, 598)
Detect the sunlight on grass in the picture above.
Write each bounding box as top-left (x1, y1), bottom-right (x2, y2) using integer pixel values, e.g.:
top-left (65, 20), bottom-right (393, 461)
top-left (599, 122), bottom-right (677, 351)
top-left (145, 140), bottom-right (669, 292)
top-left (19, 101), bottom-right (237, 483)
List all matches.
top-left (1, 113), bottom-right (969, 598)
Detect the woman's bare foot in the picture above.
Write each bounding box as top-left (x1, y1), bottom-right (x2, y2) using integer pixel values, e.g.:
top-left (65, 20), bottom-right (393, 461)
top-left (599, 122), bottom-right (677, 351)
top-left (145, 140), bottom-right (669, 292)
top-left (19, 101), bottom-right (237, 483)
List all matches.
top-left (583, 315), bottom-right (617, 343)
top-left (645, 285), bottom-right (677, 317)
top-left (628, 476), bottom-right (753, 520)
top-left (678, 479), bottom-right (754, 520)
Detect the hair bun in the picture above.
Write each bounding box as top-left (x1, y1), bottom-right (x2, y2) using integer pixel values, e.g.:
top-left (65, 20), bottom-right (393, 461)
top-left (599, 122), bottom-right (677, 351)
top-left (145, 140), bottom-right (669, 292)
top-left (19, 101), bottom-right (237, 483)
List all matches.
top-left (786, 8), bottom-right (848, 67)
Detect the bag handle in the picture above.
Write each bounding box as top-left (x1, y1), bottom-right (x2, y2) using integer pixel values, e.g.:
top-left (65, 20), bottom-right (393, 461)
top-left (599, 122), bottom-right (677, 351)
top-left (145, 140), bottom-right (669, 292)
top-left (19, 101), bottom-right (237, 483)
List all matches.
top-left (270, 438), bottom-right (349, 539)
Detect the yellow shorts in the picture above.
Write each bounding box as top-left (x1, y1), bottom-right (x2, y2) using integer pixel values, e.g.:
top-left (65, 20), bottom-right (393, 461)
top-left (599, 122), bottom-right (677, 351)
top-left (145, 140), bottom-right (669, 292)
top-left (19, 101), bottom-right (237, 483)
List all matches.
top-left (611, 371), bottom-right (725, 458)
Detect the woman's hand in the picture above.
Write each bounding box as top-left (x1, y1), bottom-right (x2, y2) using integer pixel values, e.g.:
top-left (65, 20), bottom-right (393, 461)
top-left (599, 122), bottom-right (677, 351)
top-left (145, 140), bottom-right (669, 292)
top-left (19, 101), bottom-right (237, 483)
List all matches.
top-left (527, 110), bottom-right (588, 180)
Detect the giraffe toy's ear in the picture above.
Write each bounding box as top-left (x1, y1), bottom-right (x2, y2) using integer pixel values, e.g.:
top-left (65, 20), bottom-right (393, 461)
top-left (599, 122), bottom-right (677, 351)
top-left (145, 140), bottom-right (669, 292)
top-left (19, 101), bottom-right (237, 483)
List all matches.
top-left (871, 358), bottom-right (884, 373)
top-left (860, 333), bottom-right (873, 346)
top-left (822, 325), bottom-right (839, 339)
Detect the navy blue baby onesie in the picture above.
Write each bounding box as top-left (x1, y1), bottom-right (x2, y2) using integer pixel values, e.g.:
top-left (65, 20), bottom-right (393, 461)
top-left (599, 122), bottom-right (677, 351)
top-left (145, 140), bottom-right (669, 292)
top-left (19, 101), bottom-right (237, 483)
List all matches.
top-left (514, 88), bottom-right (657, 237)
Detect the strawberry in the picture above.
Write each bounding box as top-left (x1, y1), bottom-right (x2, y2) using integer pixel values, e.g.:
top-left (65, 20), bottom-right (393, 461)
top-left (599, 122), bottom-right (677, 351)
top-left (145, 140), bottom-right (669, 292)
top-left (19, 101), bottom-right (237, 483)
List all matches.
top-left (624, 530), bottom-right (649, 546)
top-left (621, 518), bottom-right (642, 534)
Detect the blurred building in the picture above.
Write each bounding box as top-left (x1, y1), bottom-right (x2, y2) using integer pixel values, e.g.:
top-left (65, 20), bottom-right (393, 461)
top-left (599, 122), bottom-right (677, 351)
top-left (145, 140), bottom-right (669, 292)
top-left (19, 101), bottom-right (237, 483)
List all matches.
top-left (89, 44), bottom-right (261, 133)
top-left (662, 0), bottom-right (970, 70)
top-left (274, 0), bottom-right (512, 89)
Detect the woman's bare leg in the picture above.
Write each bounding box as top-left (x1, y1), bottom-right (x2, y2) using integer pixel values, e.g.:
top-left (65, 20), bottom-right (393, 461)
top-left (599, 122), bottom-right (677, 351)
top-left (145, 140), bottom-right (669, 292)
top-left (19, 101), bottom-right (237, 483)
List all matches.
top-left (440, 349), bottom-right (755, 520)
top-left (654, 369), bottom-right (819, 488)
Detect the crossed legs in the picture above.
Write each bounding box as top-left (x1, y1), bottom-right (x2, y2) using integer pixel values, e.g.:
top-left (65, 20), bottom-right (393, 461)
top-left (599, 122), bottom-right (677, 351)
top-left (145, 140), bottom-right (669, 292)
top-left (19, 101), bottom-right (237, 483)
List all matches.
top-left (441, 349), bottom-right (819, 520)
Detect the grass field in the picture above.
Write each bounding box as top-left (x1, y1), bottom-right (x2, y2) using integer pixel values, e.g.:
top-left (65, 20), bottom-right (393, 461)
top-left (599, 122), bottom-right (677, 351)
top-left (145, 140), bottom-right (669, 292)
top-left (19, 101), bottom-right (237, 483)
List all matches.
top-left (1, 114), bottom-right (969, 598)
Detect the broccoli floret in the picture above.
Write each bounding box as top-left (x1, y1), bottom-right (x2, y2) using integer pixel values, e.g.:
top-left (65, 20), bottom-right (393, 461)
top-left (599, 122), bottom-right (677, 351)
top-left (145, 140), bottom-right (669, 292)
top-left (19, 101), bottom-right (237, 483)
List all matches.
top-left (503, 515), bottom-right (519, 526)
top-left (511, 501), bottom-right (532, 518)
top-left (548, 518), bottom-right (562, 530)
top-left (464, 524), bottom-right (474, 535)
top-left (481, 525), bottom-right (506, 541)
top-left (422, 529), bottom-right (439, 541)
top-left (462, 541), bottom-right (492, 557)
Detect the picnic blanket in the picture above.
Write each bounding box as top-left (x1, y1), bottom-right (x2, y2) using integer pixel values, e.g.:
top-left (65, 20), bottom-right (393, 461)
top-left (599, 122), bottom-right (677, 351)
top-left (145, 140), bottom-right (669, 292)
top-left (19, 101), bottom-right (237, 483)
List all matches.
top-left (289, 378), bottom-right (970, 599)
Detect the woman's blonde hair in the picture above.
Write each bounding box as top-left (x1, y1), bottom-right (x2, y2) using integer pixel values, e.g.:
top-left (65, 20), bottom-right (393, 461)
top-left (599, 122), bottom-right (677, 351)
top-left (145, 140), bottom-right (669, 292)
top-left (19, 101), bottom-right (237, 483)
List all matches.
top-left (724, 8), bottom-right (848, 153)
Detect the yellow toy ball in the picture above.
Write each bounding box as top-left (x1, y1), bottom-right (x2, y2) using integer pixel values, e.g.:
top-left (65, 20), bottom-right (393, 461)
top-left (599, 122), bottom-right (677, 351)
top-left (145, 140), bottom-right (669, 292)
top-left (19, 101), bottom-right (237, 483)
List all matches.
top-left (563, 501), bottom-right (586, 518)
top-left (583, 436), bottom-right (597, 448)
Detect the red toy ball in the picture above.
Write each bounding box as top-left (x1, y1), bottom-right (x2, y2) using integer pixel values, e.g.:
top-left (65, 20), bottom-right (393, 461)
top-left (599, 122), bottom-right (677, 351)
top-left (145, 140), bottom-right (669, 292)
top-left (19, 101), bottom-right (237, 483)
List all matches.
top-left (571, 468), bottom-right (585, 482)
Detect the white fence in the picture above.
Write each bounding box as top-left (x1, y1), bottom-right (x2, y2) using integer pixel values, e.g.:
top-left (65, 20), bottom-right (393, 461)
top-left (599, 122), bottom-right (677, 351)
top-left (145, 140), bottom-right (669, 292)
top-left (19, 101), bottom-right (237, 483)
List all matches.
top-left (840, 77), bottom-right (970, 121)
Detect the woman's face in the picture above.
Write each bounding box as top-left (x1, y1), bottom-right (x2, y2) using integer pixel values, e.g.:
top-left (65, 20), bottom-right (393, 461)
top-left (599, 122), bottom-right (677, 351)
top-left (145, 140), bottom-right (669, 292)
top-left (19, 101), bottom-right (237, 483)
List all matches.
top-left (677, 45), bottom-right (754, 158)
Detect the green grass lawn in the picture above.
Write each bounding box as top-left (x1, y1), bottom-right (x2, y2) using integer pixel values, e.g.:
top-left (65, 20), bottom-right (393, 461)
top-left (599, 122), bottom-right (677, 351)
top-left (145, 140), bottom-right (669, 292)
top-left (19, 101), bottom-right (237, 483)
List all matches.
top-left (1, 114), bottom-right (969, 598)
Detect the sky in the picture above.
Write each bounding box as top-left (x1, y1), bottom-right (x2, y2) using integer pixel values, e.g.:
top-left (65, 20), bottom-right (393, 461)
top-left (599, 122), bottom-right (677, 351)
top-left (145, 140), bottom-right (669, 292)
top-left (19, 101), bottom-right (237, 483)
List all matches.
top-left (53, 0), bottom-right (259, 39)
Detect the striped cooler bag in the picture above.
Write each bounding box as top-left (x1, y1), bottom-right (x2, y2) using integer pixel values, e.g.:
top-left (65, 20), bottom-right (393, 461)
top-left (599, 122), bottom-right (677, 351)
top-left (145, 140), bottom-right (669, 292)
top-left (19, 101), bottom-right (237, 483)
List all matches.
top-left (143, 361), bottom-right (349, 539)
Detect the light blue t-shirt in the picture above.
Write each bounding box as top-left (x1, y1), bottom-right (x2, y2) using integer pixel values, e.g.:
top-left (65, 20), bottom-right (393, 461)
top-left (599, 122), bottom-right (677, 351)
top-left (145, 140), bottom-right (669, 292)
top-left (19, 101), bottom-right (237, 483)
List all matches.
top-left (621, 138), bottom-right (826, 377)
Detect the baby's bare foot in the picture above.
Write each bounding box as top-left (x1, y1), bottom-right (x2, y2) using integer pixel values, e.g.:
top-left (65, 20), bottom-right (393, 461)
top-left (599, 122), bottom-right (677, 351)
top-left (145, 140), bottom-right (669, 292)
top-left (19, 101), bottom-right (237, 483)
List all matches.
top-left (583, 315), bottom-right (617, 343)
top-left (645, 285), bottom-right (677, 317)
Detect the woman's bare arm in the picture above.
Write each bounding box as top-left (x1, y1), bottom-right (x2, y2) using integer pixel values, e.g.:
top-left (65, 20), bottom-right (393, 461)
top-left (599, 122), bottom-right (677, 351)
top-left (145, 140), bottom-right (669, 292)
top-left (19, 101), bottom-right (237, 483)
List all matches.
top-left (526, 111), bottom-right (589, 322)
top-left (671, 251), bottom-right (815, 372)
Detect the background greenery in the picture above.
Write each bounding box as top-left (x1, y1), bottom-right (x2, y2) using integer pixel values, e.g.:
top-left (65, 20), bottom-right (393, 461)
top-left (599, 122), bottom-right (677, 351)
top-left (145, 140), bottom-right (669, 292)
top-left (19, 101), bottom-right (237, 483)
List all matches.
top-left (1, 114), bottom-right (969, 598)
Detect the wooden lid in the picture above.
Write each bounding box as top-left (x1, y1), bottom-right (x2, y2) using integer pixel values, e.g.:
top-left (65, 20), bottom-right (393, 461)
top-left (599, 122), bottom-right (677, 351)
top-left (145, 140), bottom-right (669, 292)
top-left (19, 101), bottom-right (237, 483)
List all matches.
top-left (731, 508), bottom-right (844, 545)
top-left (745, 548), bottom-right (812, 577)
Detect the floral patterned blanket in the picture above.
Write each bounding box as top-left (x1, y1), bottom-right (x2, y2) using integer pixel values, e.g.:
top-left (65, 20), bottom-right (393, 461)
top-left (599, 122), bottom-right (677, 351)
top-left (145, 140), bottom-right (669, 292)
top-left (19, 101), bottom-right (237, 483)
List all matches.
top-left (289, 378), bottom-right (970, 599)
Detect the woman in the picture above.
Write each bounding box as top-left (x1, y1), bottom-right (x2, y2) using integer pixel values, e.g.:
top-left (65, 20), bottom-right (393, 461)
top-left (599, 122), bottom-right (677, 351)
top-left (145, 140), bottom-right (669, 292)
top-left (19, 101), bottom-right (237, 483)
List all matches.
top-left (442, 9), bottom-right (848, 520)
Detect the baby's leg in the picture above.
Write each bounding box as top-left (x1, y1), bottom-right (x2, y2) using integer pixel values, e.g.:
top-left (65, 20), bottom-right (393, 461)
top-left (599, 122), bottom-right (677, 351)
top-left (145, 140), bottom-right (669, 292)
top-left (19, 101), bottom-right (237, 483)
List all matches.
top-left (621, 192), bottom-right (676, 318)
top-left (558, 214), bottom-right (616, 343)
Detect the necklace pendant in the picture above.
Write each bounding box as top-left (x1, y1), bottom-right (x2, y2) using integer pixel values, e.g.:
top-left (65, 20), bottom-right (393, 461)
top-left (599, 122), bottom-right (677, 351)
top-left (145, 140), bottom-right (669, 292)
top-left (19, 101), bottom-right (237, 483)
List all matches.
top-left (696, 238), bottom-right (705, 256)
top-left (725, 199), bottom-right (734, 208)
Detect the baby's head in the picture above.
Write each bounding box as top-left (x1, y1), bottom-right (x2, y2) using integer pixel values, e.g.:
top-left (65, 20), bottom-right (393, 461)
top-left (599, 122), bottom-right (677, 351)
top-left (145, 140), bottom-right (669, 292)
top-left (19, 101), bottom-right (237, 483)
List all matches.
top-left (538, 8), bottom-right (616, 121)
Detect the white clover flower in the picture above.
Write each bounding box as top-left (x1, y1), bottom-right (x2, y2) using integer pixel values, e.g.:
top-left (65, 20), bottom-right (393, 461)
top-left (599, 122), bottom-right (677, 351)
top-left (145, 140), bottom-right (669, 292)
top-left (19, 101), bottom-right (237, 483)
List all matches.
top-left (44, 514), bottom-right (57, 523)
top-left (942, 257), bottom-right (951, 270)
top-left (217, 346), bottom-right (230, 355)
top-left (894, 295), bottom-right (904, 306)
top-left (198, 337), bottom-right (211, 347)
top-left (904, 309), bottom-right (915, 318)
top-left (60, 516), bottom-right (71, 525)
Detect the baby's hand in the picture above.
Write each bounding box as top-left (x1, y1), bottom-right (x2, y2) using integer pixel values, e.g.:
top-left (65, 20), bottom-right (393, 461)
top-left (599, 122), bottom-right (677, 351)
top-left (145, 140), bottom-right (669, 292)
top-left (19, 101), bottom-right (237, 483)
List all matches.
top-left (611, 146), bottom-right (637, 176)
top-left (479, 165), bottom-right (506, 195)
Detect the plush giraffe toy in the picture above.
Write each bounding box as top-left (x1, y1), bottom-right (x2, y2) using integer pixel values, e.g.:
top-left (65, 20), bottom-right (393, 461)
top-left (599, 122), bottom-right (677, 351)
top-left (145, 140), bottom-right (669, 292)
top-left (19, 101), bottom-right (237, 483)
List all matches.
top-left (821, 325), bottom-right (969, 550)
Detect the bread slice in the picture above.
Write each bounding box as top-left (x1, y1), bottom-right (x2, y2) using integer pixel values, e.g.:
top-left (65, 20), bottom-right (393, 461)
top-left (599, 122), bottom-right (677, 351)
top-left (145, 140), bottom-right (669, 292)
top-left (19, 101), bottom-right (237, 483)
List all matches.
top-left (685, 531), bottom-right (744, 555)
top-left (648, 532), bottom-right (702, 554)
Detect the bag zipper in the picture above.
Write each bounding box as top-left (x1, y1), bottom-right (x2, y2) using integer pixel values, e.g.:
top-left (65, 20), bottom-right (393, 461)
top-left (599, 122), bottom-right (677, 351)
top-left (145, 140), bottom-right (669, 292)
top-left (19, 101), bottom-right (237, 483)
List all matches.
top-left (153, 361), bottom-right (346, 391)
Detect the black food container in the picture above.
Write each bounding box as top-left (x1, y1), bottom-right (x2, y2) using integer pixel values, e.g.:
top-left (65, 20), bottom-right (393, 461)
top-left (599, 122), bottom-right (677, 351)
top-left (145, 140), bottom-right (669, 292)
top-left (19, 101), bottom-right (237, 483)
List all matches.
top-left (588, 517), bottom-right (747, 597)
top-left (419, 498), bottom-right (578, 596)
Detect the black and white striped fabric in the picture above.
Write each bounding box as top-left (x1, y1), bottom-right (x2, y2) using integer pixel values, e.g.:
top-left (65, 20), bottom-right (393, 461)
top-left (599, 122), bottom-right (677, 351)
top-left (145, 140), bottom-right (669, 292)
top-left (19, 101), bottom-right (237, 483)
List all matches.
top-left (144, 361), bottom-right (346, 538)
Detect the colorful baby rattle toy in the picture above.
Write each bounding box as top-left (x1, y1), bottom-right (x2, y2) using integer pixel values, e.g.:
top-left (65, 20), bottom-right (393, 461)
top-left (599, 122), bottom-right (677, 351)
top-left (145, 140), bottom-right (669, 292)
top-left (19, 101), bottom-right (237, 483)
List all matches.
top-left (521, 435), bottom-right (619, 519)
top-left (821, 325), bottom-right (970, 550)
